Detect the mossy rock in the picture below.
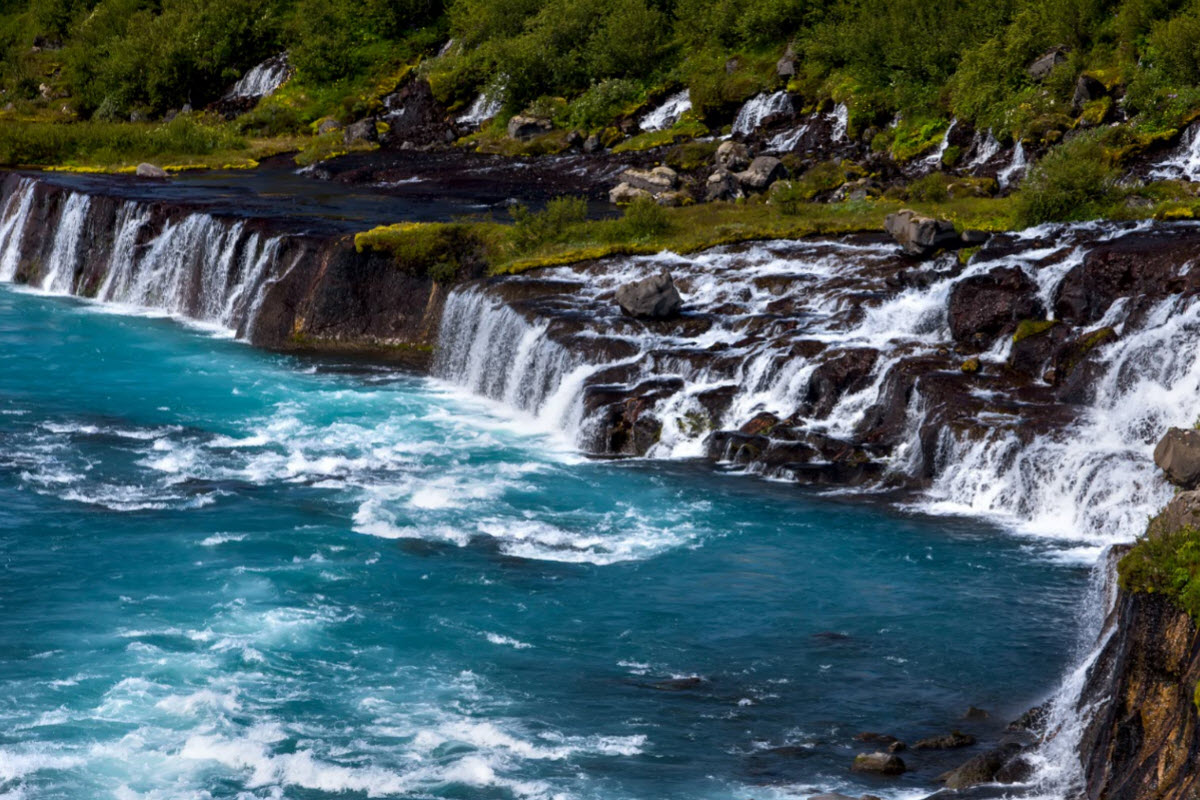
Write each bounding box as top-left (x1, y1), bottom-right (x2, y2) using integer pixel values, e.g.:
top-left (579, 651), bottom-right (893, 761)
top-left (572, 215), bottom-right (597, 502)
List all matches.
top-left (1078, 97), bottom-right (1112, 127)
top-left (961, 357), bottom-right (981, 373)
top-left (1013, 319), bottom-right (1058, 344)
top-left (666, 140), bottom-right (720, 172)
top-left (1055, 326), bottom-right (1116, 379)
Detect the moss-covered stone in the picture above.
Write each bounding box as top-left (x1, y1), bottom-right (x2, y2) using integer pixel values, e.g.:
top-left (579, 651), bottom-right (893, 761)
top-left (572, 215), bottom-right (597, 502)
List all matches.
top-left (961, 357), bottom-right (981, 373)
top-left (1013, 319), bottom-right (1058, 344)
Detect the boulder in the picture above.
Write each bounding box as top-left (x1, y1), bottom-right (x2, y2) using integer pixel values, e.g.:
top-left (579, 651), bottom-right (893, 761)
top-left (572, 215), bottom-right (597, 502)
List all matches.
top-left (947, 266), bottom-right (1044, 344)
top-left (854, 732), bottom-right (899, 745)
top-left (610, 182), bottom-right (652, 205)
top-left (507, 114), bottom-right (553, 140)
top-left (706, 169), bottom-right (744, 202)
top-left (913, 731), bottom-right (976, 750)
top-left (1154, 428), bottom-right (1200, 490)
top-left (884, 209), bottom-right (961, 257)
top-left (316, 118), bottom-right (343, 135)
top-left (939, 742), bottom-right (1024, 790)
top-left (964, 706), bottom-right (991, 721)
top-left (1027, 49), bottom-right (1067, 81)
top-left (583, 133), bottom-right (603, 153)
top-left (777, 45), bottom-right (797, 78)
top-left (851, 752), bottom-right (906, 776)
top-left (715, 140), bottom-right (751, 171)
top-left (135, 163), bottom-right (169, 179)
top-left (619, 166), bottom-right (678, 194)
top-left (736, 156), bottom-right (788, 191)
top-left (343, 118), bottom-right (378, 146)
top-left (1072, 74), bottom-right (1107, 112)
top-left (615, 270), bottom-right (684, 319)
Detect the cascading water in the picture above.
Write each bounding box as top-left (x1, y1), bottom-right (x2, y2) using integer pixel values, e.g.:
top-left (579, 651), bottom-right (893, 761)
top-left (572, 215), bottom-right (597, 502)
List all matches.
top-left (922, 119), bottom-right (957, 169)
top-left (999, 141), bottom-right (1029, 188)
top-left (0, 176), bottom-right (289, 336)
top-left (456, 90), bottom-right (504, 127)
top-left (829, 103), bottom-right (849, 142)
top-left (732, 91), bottom-right (793, 136)
top-left (640, 90), bottom-right (692, 132)
top-left (968, 130), bottom-right (1003, 168)
top-left (227, 55), bottom-right (291, 100)
top-left (1149, 123), bottom-right (1200, 181)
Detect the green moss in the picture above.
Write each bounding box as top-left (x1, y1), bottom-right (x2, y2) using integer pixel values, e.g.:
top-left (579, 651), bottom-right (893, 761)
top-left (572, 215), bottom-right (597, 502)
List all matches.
top-left (890, 119), bottom-right (949, 162)
top-left (665, 140), bottom-right (720, 172)
top-left (1013, 319), bottom-right (1058, 343)
top-left (612, 119), bottom-right (708, 153)
top-left (957, 246), bottom-right (980, 265)
top-left (1055, 326), bottom-right (1116, 378)
top-left (354, 222), bottom-right (488, 282)
top-left (960, 357), bottom-right (981, 373)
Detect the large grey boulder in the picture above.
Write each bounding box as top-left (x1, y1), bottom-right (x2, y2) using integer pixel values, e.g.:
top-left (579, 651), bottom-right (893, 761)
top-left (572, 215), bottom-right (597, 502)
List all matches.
top-left (1027, 49), bottom-right (1067, 80)
top-left (884, 209), bottom-right (961, 257)
top-left (609, 182), bottom-right (652, 205)
top-left (135, 163), bottom-right (169, 179)
top-left (343, 118), bottom-right (378, 146)
top-left (1154, 428), bottom-right (1200, 489)
top-left (615, 270), bottom-right (683, 319)
top-left (736, 156), bottom-right (787, 191)
top-left (851, 752), bottom-right (906, 775)
top-left (715, 140), bottom-right (750, 171)
top-left (619, 166), bottom-right (678, 194)
top-left (507, 115), bottom-right (552, 140)
top-left (706, 169), bottom-right (743, 202)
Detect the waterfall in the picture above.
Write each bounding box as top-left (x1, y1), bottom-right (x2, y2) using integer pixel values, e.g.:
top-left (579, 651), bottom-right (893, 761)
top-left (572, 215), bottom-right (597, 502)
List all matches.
top-left (639, 90), bottom-right (692, 132)
top-left (766, 124), bottom-right (810, 153)
top-left (922, 119), bottom-right (957, 169)
top-left (0, 177), bottom-right (289, 336)
top-left (998, 141), bottom-right (1028, 188)
top-left (732, 91), bottom-right (793, 136)
top-left (226, 55), bottom-right (290, 100)
top-left (829, 103), bottom-right (849, 142)
top-left (1149, 123), bottom-right (1200, 181)
top-left (967, 129), bottom-right (1002, 169)
top-left (456, 89), bottom-right (504, 127)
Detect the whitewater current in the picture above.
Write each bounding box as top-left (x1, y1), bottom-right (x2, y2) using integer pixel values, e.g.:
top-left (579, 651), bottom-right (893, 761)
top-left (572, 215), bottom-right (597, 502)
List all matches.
top-left (1, 172), bottom-right (1195, 799)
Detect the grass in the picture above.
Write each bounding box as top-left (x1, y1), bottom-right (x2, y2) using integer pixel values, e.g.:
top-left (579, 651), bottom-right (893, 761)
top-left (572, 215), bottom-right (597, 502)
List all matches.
top-left (355, 194), bottom-right (1022, 279)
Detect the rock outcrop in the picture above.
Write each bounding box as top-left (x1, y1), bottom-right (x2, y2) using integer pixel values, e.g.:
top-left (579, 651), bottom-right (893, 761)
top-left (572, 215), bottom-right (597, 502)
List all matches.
top-left (884, 210), bottom-right (962, 257)
top-left (1153, 427), bottom-right (1200, 489)
top-left (614, 270), bottom-right (683, 319)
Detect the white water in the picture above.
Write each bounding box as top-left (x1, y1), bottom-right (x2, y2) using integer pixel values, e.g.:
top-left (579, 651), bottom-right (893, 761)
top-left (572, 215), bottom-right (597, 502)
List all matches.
top-left (766, 124), bottom-right (809, 153)
top-left (227, 56), bottom-right (290, 100)
top-left (0, 178), bottom-right (288, 335)
top-left (968, 130), bottom-right (1003, 169)
top-left (640, 90), bottom-right (692, 132)
top-left (732, 91), bottom-right (793, 136)
top-left (457, 90), bottom-right (504, 127)
top-left (829, 103), bottom-right (849, 142)
top-left (1149, 123), bottom-right (1200, 181)
top-left (999, 141), bottom-right (1029, 189)
top-left (922, 119), bottom-right (957, 169)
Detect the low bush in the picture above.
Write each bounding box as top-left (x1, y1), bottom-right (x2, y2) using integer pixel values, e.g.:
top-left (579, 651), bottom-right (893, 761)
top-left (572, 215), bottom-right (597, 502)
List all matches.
top-left (620, 196), bottom-right (670, 238)
top-left (1015, 132), bottom-right (1123, 225)
top-left (509, 196), bottom-right (589, 249)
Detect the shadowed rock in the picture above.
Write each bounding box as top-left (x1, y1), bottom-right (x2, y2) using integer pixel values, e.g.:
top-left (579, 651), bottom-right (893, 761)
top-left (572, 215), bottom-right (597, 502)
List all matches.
top-left (884, 210), bottom-right (961, 257)
top-left (1154, 428), bottom-right (1200, 489)
top-left (852, 752), bottom-right (906, 775)
top-left (615, 270), bottom-right (683, 319)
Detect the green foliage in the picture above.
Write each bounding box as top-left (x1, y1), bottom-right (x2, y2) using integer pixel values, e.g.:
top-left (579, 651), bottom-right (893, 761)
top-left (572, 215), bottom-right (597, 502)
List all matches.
top-left (354, 221), bottom-right (483, 281)
top-left (907, 172), bottom-right (952, 202)
top-left (1015, 131), bottom-right (1124, 225)
top-left (509, 196), bottom-right (589, 249)
top-left (1120, 523), bottom-right (1200, 622)
top-left (565, 79), bottom-right (642, 132)
top-left (665, 140), bottom-right (720, 171)
top-left (621, 196), bottom-right (671, 238)
top-left (0, 116), bottom-right (246, 166)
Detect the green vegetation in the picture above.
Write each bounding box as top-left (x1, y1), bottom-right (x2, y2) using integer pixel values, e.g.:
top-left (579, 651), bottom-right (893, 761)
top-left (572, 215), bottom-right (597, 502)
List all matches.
top-left (1120, 521), bottom-right (1200, 622)
top-left (1013, 319), bottom-right (1058, 343)
top-left (355, 194), bottom-right (1021, 279)
top-left (1016, 131), bottom-right (1124, 225)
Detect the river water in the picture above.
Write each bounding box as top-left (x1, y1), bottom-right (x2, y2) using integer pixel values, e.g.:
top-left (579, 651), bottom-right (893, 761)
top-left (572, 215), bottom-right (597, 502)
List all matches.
top-left (0, 284), bottom-right (1090, 800)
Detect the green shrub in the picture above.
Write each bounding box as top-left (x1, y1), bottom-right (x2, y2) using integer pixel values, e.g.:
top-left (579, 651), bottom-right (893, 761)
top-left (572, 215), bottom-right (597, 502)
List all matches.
top-left (907, 172), bottom-right (952, 202)
top-left (621, 196), bottom-right (670, 238)
top-left (1120, 522), bottom-right (1200, 622)
top-left (0, 117), bottom-right (246, 166)
top-left (510, 196), bottom-right (588, 249)
top-left (566, 79), bottom-right (642, 131)
top-left (1015, 132), bottom-right (1123, 225)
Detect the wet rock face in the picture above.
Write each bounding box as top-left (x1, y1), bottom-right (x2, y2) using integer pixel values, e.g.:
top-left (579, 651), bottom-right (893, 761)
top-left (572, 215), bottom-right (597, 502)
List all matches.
top-left (1076, 588), bottom-right (1200, 800)
top-left (947, 266), bottom-right (1043, 344)
top-left (851, 752), bottom-right (906, 775)
top-left (1154, 428), bottom-right (1200, 489)
top-left (884, 210), bottom-right (961, 257)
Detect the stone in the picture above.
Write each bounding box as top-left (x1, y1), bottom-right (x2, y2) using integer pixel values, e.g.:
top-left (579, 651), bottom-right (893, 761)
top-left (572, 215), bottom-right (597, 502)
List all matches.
top-left (854, 732), bottom-right (898, 744)
top-left (913, 731), bottom-right (976, 750)
top-left (343, 118), bottom-right (378, 146)
top-left (706, 169), bottom-right (743, 202)
top-left (715, 140), bottom-right (751, 171)
top-left (884, 209), bottom-right (961, 257)
top-left (1072, 74), bottom-right (1107, 112)
top-left (1154, 428), bottom-right (1200, 490)
top-left (887, 741), bottom-right (907, 753)
top-left (316, 118), bottom-right (343, 135)
top-left (964, 705), bottom-right (990, 721)
top-left (615, 270), bottom-right (683, 320)
top-left (736, 156), bottom-right (788, 191)
top-left (135, 163), bottom-right (169, 179)
top-left (619, 166), bottom-right (678, 194)
top-left (851, 752), bottom-right (906, 776)
top-left (507, 114), bottom-right (553, 140)
top-left (609, 182), bottom-right (651, 205)
top-left (583, 133), bottom-right (602, 153)
top-left (1027, 49), bottom-right (1067, 81)
top-left (939, 743), bottom-right (1024, 789)
top-left (947, 266), bottom-right (1044, 344)
top-left (655, 190), bottom-right (690, 207)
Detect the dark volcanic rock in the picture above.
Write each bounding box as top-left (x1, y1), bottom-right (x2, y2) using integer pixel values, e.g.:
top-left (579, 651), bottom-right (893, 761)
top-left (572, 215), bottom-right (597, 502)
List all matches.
top-left (948, 267), bottom-right (1043, 345)
top-left (852, 752), bottom-right (906, 775)
top-left (913, 731), bottom-right (976, 750)
top-left (1154, 428), bottom-right (1200, 489)
top-left (615, 270), bottom-right (683, 319)
top-left (801, 348), bottom-right (879, 417)
top-left (938, 742), bottom-right (1025, 789)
